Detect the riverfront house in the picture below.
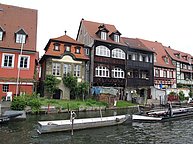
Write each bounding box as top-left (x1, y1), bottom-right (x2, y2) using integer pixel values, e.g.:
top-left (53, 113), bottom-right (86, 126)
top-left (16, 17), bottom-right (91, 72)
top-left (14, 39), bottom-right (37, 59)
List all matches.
top-left (76, 19), bottom-right (154, 103)
top-left (0, 4), bottom-right (38, 100)
top-left (39, 33), bottom-right (89, 99)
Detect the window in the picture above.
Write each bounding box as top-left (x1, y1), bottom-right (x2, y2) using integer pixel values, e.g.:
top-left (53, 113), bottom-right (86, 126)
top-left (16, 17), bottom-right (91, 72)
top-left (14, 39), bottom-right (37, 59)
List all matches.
top-left (0, 31), bottom-right (3, 41)
top-left (127, 70), bottom-right (133, 78)
top-left (155, 69), bottom-right (159, 77)
top-left (16, 34), bottom-right (26, 44)
top-left (132, 53), bottom-right (138, 61)
top-left (54, 43), bottom-right (60, 51)
top-left (112, 48), bottom-right (125, 59)
top-left (84, 48), bottom-right (89, 55)
top-left (154, 54), bottom-right (157, 62)
top-left (18, 55), bottom-right (30, 69)
top-left (65, 46), bottom-right (71, 52)
top-left (101, 31), bottom-right (107, 40)
top-left (52, 63), bottom-right (61, 76)
top-left (74, 65), bottom-right (81, 77)
top-left (75, 47), bottom-right (81, 54)
top-left (114, 34), bottom-right (120, 42)
top-left (165, 57), bottom-right (169, 64)
top-left (2, 53), bottom-right (15, 68)
top-left (0, 27), bottom-right (5, 41)
top-left (63, 64), bottom-right (71, 76)
top-left (2, 84), bottom-right (9, 92)
top-left (163, 70), bottom-right (167, 78)
top-left (112, 68), bottom-right (124, 78)
top-left (169, 71), bottom-right (173, 78)
top-left (96, 45), bottom-right (110, 57)
top-left (95, 66), bottom-right (109, 77)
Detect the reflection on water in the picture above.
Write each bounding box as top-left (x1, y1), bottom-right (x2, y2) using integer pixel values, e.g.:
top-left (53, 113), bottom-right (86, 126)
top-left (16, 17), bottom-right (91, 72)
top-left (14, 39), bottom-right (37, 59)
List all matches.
top-left (1, 109), bottom-right (193, 144)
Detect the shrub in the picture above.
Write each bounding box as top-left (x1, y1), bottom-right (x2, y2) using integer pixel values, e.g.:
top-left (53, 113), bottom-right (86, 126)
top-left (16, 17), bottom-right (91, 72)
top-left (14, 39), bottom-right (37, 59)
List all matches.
top-left (11, 96), bottom-right (26, 110)
top-left (28, 98), bottom-right (41, 113)
top-left (179, 91), bottom-right (185, 101)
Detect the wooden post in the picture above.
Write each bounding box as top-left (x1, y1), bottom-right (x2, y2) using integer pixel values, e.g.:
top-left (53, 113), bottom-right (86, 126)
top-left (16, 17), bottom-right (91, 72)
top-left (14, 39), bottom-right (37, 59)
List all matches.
top-left (47, 104), bottom-right (50, 114)
top-left (0, 104), bottom-right (1, 115)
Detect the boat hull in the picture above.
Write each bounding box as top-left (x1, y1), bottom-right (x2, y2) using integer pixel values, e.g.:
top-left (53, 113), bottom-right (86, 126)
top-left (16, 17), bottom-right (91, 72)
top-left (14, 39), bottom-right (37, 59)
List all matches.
top-left (133, 111), bottom-right (193, 122)
top-left (37, 115), bottom-right (130, 134)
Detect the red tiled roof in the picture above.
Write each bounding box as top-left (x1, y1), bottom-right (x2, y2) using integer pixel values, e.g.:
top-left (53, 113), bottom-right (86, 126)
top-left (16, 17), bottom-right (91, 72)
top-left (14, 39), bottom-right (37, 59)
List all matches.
top-left (81, 20), bottom-right (126, 46)
top-left (122, 37), bottom-right (153, 52)
top-left (51, 35), bottom-right (83, 45)
top-left (164, 46), bottom-right (193, 64)
top-left (139, 39), bottom-right (175, 69)
top-left (43, 34), bottom-right (88, 60)
top-left (0, 3), bottom-right (37, 51)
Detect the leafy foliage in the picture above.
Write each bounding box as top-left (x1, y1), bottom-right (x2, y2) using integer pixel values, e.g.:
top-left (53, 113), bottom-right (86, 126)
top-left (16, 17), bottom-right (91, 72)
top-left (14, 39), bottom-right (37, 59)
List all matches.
top-left (189, 89), bottom-right (193, 98)
top-left (44, 75), bottom-right (61, 98)
top-left (11, 96), bottom-right (26, 110)
top-left (179, 91), bottom-right (185, 101)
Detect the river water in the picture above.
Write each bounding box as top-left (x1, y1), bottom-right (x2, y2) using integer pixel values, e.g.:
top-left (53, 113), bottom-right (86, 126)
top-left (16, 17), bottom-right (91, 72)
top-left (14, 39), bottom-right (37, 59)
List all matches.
top-left (1, 109), bottom-right (193, 144)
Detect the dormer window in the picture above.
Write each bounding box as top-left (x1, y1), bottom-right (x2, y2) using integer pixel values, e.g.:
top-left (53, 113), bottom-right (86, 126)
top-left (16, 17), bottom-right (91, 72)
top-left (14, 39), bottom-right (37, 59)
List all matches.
top-left (65, 45), bottom-right (71, 52)
top-left (101, 31), bottom-right (107, 40)
top-left (114, 34), bottom-right (120, 43)
top-left (54, 43), bottom-right (60, 51)
top-left (0, 27), bottom-right (5, 41)
top-left (15, 29), bottom-right (27, 44)
top-left (174, 53), bottom-right (180, 59)
top-left (0, 31), bottom-right (3, 41)
top-left (96, 24), bottom-right (109, 40)
top-left (75, 46), bottom-right (81, 54)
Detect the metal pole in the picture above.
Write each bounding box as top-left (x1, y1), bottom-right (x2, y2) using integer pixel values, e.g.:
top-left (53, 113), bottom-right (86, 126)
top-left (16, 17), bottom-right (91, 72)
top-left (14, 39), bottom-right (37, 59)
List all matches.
top-left (189, 58), bottom-right (192, 97)
top-left (16, 42), bottom-right (24, 97)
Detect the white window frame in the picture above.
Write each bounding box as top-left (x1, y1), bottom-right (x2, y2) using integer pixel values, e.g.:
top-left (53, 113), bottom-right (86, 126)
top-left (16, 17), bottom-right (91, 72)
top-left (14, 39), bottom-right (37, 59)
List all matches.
top-left (63, 64), bottom-right (71, 76)
top-left (112, 68), bottom-right (125, 78)
top-left (114, 34), bottom-right (120, 42)
top-left (85, 48), bottom-right (89, 55)
top-left (18, 55), bottom-right (30, 69)
top-left (52, 63), bottom-right (61, 76)
top-left (16, 34), bottom-right (26, 44)
top-left (74, 65), bottom-right (81, 77)
top-left (112, 48), bottom-right (125, 59)
top-left (95, 66), bottom-right (110, 77)
top-left (1, 53), bottom-right (15, 68)
top-left (101, 31), bottom-right (107, 40)
top-left (54, 45), bottom-right (59, 51)
top-left (0, 31), bottom-right (3, 41)
top-left (96, 45), bottom-right (110, 57)
top-left (65, 46), bottom-right (71, 52)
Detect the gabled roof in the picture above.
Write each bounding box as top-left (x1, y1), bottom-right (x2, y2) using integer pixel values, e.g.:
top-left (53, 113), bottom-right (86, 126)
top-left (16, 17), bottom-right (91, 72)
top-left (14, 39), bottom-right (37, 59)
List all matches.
top-left (122, 37), bottom-right (153, 52)
top-left (79, 19), bottom-right (126, 46)
top-left (41, 34), bottom-right (89, 63)
top-left (51, 34), bottom-right (83, 45)
top-left (0, 3), bottom-right (37, 51)
top-left (139, 39), bottom-right (175, 69)
top-left (164, 46), bottom-right (193, 64)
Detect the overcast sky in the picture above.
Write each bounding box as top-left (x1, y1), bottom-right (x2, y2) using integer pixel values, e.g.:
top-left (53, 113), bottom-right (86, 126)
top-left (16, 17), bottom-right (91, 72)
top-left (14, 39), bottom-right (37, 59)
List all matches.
top-left (1, 0), bottom-right (193, 57)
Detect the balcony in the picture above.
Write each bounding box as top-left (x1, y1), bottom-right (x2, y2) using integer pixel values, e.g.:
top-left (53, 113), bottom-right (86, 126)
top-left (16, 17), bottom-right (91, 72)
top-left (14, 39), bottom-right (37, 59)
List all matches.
top-left (93, 77), bottom-right (125, 87)
top-left (127, 61), bottom-right (153, 70)
top-left (127, 78), bottom-right (153, 87)
top-left (177, 79), bottom-right (193, 85)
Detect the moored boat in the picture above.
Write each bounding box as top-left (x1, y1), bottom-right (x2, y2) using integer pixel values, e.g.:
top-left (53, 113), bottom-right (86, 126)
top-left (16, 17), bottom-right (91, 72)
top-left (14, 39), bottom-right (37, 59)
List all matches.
top-left (37, 114), bottom-right (130, 134)
top-left (132, 104), bottom-right (193, 122)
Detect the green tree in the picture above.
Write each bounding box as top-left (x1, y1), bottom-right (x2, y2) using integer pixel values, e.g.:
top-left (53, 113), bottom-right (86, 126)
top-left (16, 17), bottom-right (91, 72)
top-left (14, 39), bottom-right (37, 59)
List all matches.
top-left (44, 75), bottom-right (61, 98)
top-left (63, 74), bottom-right (78, 99)
top-left (77, 81), bottom-right (89, 101)
top-left (179, 91), bottom-right (185, 101)
top-left (189, 89), bottom-right (193, 98)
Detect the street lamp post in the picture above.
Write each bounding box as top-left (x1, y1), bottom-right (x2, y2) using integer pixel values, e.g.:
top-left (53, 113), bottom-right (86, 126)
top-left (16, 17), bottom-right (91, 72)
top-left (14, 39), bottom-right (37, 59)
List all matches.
top-left (16, 42), bottom-right (24, 97)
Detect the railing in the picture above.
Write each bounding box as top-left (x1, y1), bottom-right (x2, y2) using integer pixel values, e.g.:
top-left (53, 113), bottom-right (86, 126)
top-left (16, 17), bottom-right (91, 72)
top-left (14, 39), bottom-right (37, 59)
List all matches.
top-left (93, 77), bottom-right (125, 87)
top-left (127, 78), bottom-right (153, 87)
top-left (127, 61), bottom-right (153, 69)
